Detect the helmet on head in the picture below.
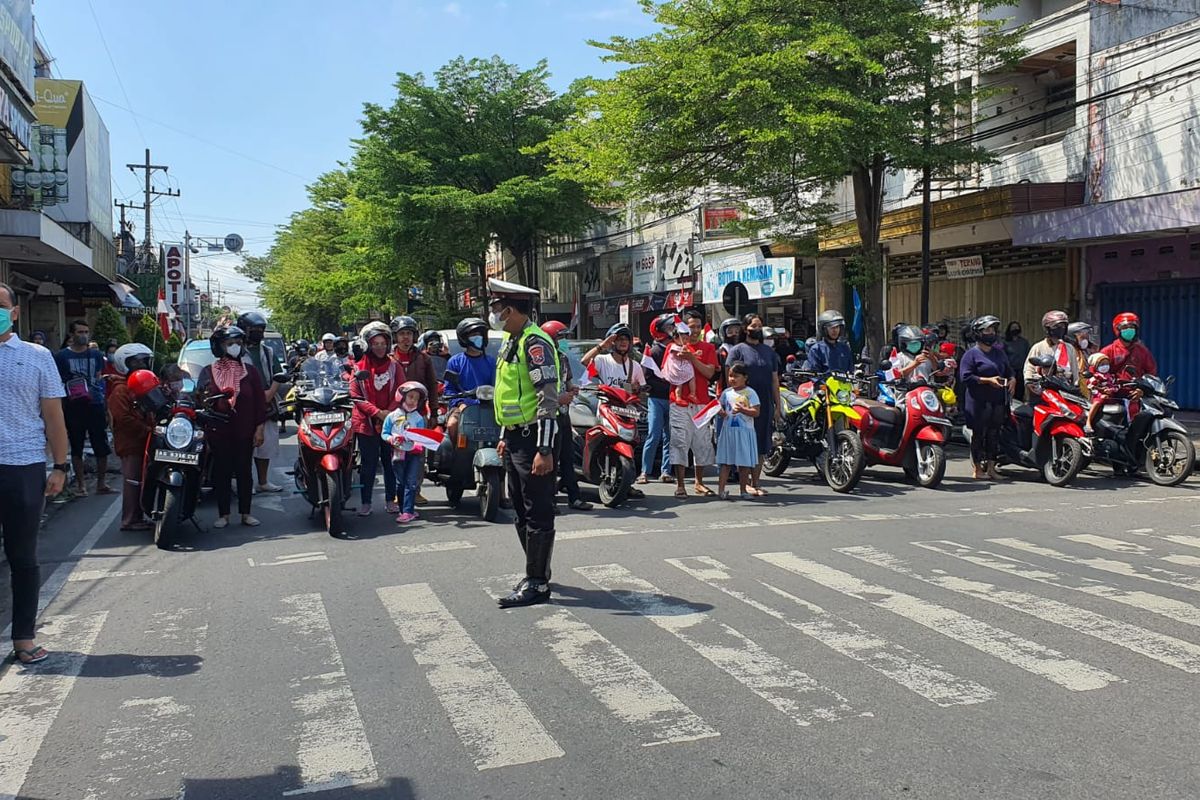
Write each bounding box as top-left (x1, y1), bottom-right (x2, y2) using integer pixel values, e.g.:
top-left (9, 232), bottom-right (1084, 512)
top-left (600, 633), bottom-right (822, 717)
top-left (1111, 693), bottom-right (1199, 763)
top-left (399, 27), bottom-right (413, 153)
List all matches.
top-left (1088, 352), bottom-right (1111, 368)
top-left (1067, 321), bottom-right (1093, 346)
top-left (818, 310), bottom-right (846, 339)
top-left (395, 380), bottom-right (428, 404)
top-left (359, 321), bottom-right (392, 345)
top-left (127, 369), bottom-right (161, 399)
top-left (718, 318), bottom-right (742, 341)
top-left (606, 323), bottom-right (633, 341)
top-left (897, 324), bottom-right (924, 352)
top-left (389, 315), bottom-right (418, 336)
top-left (649, 313), bottom-right (677, 341)
top-left (540, 320), bottom-right (568, 339)
top-left (418, 330), bottom-right (443, 351)
top-left (237, 311), bottom-right (267, 330)
top-left (111, 343), bottom-right (154, 376)
top-left (1112, 311), bottom-right (1140, 335)
top-left (295, 339), bottom-right (310, 353)
top-left (321, 332), bottom-right (336, 343)
top-left (972, 314), bottom-right (1001, 333)
top-left (1041, 310), bottom-right (1069, 331)
top-left (456, 317), bottom-right (488, 349)
top-left (209, 325), bottom-right (246, 358)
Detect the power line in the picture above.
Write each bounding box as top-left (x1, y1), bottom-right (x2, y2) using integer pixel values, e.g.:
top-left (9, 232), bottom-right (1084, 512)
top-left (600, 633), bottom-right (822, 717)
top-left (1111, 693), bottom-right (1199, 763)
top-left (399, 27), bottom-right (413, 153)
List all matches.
top-left (86, 0), bottom-right (147, 149)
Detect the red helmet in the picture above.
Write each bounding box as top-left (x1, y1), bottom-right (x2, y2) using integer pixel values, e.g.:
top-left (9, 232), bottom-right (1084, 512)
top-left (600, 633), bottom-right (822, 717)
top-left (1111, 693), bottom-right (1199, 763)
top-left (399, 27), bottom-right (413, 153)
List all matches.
top-left (649, 313), bottom-right (678, 341)
top-left (540, 320), bottom-right (568, 339)
top-left (127, 369), bottom-right (161, 398)
top-left (1112, 311), bottom-right (1140, 335)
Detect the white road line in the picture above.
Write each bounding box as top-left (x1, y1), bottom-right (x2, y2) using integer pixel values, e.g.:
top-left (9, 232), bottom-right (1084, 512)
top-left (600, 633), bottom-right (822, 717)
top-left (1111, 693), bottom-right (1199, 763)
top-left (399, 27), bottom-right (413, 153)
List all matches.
top-left (395, 540), bottom-right (477, 554)
top-left (558, 527), bottom-right (640, 541)
top-left (575, 563), bottom-right (867, 727)
top-left (377, 583), bottom-right (564, 770)
top-left (1061, 534), bottom-right (1152, 555)
top-left (275, 594), bottom-right (378, 795)
top-left (83, 696), bottom-right (193, 800)
top-left (667, 556), bottom-right (994, 708)
top-left (1163, 554), bottom-right (1200, 568)
top-left (248, 553), bottom-right (329, 568)
top-left (754, 552), bottom-right (1117, 691)
top-left (846, 544), bottom-right (1200, 675)
top-left (534, 608), bottom-right (719, 746)
top-left (68, 568), bottom-right (160, 582)
top-left (988, 537), bottom-right (1200, 595)
top-left (0, 612), bottom-right (109, 800)
top-left (1124, 530), bottom-right (1200, 551)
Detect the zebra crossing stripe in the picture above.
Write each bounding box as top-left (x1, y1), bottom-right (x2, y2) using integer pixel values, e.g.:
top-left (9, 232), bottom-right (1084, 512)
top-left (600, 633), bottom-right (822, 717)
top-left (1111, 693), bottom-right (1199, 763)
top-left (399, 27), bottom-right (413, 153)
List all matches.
top-left (667, 556), bottom-right (994, 707)
top-left (377, 583), bottom-right (564, 770)
top-left (574, 563), bottom-right (868, 727)
top-left (753, 552), bottom-right (1118, 691)
top-left (845, 545), bottom-right (1200, 674)
top-left (275, 594), bottom-right (379, 795)
top-left (1060, 534), bottom-right (1152, 555)
top-left (0, 612), bottom-right (109, 800)
top-left (1123, 530), bottom-right (1200, 551)
top-left (989, 537), bottom-right (1200, 595)
top-left (1163, 554), bottom-right (1200, 568)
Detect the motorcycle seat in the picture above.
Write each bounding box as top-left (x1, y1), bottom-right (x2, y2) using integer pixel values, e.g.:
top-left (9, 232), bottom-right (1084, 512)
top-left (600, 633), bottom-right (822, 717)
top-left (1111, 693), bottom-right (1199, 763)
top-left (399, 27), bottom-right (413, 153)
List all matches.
top-left (569, 399), bottom-right (598, 429)
top-left (865, 403), bottom-right (903, 426)
top-left (1013, 403), bottom-right (1034, 420)
top-left (782, 391), bottom-right (808, 410)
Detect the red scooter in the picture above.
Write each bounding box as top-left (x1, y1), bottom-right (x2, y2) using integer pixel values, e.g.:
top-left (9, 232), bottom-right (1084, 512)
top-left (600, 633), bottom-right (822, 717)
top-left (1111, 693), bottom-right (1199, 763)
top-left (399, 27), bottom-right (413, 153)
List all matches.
top-left (568, 384), bottom-right (643, 507)
top-left (852, 379), bottom-right (951, 488)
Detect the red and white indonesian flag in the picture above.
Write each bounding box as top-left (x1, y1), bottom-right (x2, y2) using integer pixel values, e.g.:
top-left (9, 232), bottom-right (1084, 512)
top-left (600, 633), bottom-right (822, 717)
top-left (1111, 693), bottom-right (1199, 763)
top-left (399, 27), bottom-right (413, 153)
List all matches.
top-left (1056, 342), bottom-right (1071, 369)
top-left (403, 427), bottom-right (446, 448)
top-left (641, 346), bottom-right (665, 379)
top-left (156, 288), bottom-right (172, 341)
top-left (692, 398), bottom-right (720, 428)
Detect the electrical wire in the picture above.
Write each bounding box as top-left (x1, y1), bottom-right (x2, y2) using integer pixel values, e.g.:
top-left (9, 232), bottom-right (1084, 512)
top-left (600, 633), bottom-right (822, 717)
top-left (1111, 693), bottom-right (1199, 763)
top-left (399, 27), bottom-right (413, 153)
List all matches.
top-left (85, 0), bottom-right (147, 149)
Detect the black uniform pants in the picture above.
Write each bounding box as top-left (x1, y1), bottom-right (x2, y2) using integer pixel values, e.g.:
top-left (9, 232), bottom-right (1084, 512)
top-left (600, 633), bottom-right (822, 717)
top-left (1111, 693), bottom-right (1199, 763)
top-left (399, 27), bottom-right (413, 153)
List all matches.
top-left (504, 427), bottom-right (556, 582)
top-left (0, 464), bottom-right (46, 641)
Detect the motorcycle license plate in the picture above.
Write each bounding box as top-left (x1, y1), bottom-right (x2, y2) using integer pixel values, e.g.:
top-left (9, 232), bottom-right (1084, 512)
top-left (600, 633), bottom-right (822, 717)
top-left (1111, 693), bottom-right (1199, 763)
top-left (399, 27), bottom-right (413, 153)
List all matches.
top-left (154, 449), bottom-right (200, 466)
top-left (306, 412), bottom-right (347, 425)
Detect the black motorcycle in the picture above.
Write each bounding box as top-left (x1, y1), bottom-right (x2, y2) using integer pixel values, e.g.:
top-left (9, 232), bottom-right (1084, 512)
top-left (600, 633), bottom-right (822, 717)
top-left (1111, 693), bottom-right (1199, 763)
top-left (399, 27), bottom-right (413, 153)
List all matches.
top-left (1088, 373), bottom-right (1195, 486)
top-left (425, 386), bottom-right (504, 521)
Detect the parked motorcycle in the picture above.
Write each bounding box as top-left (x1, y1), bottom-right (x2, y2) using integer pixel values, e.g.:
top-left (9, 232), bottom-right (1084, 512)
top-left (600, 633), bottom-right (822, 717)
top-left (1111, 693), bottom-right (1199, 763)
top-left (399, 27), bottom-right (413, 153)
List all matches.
top-left (852, 373), bottom-right (951, 488)
top-left (1087, 373), bottom-right (1195, 486)
top-left (131, 371), bottom-right (226, 550)
top-left (569, 384), bottom-right (643, 507)
top-left (279, 366), bottom-right (358, 538)
top-left (763, 370), bottom-right (865, 493)
top-left (425, 385), bottom-right (504, 521)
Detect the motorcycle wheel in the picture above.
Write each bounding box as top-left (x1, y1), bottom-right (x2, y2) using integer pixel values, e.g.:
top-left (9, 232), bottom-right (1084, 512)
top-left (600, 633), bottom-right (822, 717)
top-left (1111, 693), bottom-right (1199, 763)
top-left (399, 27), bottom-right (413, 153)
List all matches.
top-left (763, 446), bottom-right (791, 477)
top-left (1144, 431), bottom-right (1196, 487)
top-left (1043, 436), bottom-right (1084, 487)
top-left (479, 470), bottom-right (502, 522)
top-left (446, 486), bottom-right (464, 508)
top-left (155, 485), bottom-right (182, 551)
top-left (599, 454), bottom-right (635, 508)
top-left (824, 430), bottom-right (864, 494)
top-left (324, 472), bottom-right (344, 538)
top-left (913, 442), bottom-right (946, 489)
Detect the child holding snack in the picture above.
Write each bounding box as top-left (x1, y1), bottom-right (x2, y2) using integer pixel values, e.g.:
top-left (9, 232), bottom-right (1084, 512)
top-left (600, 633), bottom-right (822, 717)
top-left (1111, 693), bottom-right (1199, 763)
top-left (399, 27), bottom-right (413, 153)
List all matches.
top-left (716, 363), bottom-right (761, 499)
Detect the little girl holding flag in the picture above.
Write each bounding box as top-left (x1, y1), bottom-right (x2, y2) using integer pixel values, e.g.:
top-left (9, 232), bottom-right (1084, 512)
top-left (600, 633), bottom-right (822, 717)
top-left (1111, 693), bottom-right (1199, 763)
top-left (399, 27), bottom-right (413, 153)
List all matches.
top-left (383, 381), bottom-right (443, 524)
top-left (714, 363), bottom-right (760, 499)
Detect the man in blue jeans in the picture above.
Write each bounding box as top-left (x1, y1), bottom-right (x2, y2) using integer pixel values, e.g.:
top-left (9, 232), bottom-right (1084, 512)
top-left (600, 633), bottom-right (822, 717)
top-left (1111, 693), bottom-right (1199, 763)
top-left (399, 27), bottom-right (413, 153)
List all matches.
top-left (637, 312), bottom-right (675, 484)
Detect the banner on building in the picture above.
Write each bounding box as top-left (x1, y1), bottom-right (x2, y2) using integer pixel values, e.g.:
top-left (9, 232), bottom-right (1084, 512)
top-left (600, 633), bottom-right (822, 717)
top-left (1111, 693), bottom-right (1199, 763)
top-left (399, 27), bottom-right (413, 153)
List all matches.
top-left (162, 243), bottom-right (186, 317)
top-left (701, 250), bottom-right (795, 302)
top-left (631, 244), bottom-right (661, 293)
top-left (0, 0), bottom-right (34, 100)
top-left (944, 255), bottom-right (984, 279)
top-left (701, 205), bottom-right (741, 239)
top-left (658, 238), bottom-right (693, 288)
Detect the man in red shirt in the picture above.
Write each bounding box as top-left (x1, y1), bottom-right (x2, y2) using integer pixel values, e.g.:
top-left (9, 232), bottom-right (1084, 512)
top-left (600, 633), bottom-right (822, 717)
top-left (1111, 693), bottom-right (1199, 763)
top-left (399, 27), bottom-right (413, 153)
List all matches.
top-left (667, 314), bottom-right (718, 498)
top-left (1100, 312), bottom-right (1158, 378)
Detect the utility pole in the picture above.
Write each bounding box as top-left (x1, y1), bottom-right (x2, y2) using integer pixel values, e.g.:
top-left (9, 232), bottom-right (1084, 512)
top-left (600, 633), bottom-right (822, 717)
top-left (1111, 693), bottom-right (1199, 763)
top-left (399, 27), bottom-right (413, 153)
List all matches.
top-left (920, 81), bottom-right (933, 327)
top-left (126, 148), bottom-right (179, 259)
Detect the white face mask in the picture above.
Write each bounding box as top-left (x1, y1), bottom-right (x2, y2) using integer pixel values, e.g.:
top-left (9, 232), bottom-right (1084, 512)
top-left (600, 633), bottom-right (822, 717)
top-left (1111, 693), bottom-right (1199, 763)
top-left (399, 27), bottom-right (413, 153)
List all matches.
top-left (488, 310), bottom-right (506, 331)
top-left (764, 339), bottom-right (775, 347)
top-left (225, 343), bottom-right (242, 358)
top-left (1078, 338), bottom-right (1089, 350)
top-left (1097, 363), bottom-right (1110, 374)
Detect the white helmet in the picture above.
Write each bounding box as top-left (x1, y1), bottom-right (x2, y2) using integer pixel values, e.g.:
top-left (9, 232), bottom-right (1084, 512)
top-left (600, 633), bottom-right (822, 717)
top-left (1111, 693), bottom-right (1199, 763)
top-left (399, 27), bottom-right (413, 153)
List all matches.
top-left (111, 343), bottom-right (154, 376)
top-left (321, 332), bottom-right (336, 342)
top-left (359, 321), bottom-right (392, 345)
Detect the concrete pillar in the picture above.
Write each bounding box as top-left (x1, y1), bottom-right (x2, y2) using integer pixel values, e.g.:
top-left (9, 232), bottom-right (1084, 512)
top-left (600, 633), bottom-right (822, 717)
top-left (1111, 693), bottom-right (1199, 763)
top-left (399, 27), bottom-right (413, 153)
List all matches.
top-left (814, 257), bottom-right (844, 313)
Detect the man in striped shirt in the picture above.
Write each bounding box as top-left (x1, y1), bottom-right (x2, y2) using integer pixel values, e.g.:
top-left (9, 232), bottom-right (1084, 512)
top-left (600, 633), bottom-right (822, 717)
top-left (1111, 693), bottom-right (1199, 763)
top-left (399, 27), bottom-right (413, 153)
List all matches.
top-left (0, 282), bottom-right (70, 665)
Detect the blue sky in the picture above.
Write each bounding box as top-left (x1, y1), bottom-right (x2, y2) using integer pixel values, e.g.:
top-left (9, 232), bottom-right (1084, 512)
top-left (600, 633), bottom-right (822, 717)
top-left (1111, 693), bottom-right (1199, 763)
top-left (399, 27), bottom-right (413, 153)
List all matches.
top-left (32, 0), bottom-right (657, 310)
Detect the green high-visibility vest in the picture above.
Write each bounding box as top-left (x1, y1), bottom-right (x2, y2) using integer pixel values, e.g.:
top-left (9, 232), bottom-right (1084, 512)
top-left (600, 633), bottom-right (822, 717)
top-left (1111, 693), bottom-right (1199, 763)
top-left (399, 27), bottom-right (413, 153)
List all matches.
top-left (494, 324), bottom-right (559, 427)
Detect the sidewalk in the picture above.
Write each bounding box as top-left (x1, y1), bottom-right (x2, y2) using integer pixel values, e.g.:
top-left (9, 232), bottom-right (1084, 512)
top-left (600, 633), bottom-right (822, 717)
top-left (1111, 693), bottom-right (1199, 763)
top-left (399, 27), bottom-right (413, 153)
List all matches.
top-left (1179, 411), bottom-right (1200, 443)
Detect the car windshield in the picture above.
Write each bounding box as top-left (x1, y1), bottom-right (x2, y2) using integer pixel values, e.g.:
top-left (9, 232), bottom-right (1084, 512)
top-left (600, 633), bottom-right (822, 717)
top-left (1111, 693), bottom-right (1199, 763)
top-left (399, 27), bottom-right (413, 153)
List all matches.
top-left (178, 340), bottom-right (216, 392)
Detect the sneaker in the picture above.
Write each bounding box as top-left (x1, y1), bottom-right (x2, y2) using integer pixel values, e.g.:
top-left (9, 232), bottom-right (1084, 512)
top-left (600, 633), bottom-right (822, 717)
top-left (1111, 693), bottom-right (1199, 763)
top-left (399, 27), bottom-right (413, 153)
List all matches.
top-left (396, 512), bottom-right (417, 524)
top-left (213, 517), bottom-right (229, 529)
top-left (241, 515), bottom-right (262, 527)
top-left (256, 482), bottom-right (283, 494)
top-left (385, 501), bottom-right (400, 514)
top-left (357, 504), bottom-right (372, 517)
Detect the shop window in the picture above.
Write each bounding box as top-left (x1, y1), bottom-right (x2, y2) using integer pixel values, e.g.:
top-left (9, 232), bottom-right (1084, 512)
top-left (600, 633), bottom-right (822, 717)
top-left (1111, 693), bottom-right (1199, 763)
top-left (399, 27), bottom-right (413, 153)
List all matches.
top-left (1131, 249), bottom-right (1145, 257)
top-left (1159, 245), bottom-right (1175, 255)
top-left (1103, 251), bottom-right (1118, 259)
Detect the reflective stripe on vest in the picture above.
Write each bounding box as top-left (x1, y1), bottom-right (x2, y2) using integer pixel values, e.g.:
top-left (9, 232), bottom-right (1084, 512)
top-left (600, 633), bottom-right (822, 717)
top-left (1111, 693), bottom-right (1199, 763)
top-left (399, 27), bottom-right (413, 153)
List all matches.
top-left (494, 325), bottom-right (558, 427)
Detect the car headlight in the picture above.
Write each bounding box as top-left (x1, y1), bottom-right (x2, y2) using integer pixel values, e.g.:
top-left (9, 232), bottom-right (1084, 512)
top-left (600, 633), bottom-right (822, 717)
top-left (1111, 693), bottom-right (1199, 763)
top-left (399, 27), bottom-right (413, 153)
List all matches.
top-left (328, 427), bottom-right (349, 450)
top-left (165, 417), bottom-right (194, 450)
top-left (836, 389), bottom-right (852, 404)
top-left (476, 385), bottom-right (495, 401)
top-left (920, 389), bottom-right (940, 412)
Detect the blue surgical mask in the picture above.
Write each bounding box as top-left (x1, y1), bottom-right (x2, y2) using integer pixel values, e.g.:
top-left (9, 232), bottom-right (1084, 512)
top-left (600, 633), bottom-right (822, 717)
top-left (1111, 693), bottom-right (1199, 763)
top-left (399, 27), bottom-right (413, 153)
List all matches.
top-left (557, 339), bottom-right (570, 354)
top-left (0, 307), bottom-right (11, 336)
top-left (468, 335), bottom-right (484, 349)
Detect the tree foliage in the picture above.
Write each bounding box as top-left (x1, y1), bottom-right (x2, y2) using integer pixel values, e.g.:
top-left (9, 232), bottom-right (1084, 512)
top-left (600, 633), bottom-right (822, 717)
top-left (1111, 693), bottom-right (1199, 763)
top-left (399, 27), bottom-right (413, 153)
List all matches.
top-left (236, 254), bottom-right (272, 283)
top-left (93, 304), bottom-right (129, 347)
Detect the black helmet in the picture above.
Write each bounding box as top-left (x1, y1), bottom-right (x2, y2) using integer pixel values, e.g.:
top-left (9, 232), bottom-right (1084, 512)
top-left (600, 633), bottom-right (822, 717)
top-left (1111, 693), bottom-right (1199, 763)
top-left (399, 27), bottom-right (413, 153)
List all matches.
top-left (972, 314), bottom-right (1001, 333)
top-left (718, 317), bottom-right (742, 341)
top-left (606, 323), bottom-right (633, 341)
top-left (237, 311), bottom-right (267, 330)
top-left (210, 325), bottom-right (246, 358)
top-left (418, 330), bottom-right (443, 351)
top-left (897, 324), bottom-right (924, 352)
top-left (818, 310), bottom-right (846, 339)
top-left (295, 338), bottom-right (310, 353)
top-left (389, 315), bottom-right (419, 336)
top-left (456, 317), bottom-right (488, 349)
top-left (1067, 321), bottom-right (1092, 343)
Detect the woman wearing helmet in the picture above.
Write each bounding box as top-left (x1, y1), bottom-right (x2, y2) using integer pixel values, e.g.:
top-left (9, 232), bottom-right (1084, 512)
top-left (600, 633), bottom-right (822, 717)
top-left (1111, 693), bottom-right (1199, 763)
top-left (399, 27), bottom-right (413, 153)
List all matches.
top-left (580, 322), bottom-right (645, 391)
top-left (195, 326), bottom-right (267, 527)
top-left (107, 344), bottom-right (156, 531)
top-left (352, 321), bottom-right (404, 515)
top-left (382, 381), bottom-right (430, 524)
top-left (1101, 312), bottom-right (1157, 378)
top-left (1066, 321), bottom-right (1098, 396)
top-left (889, 324), bottom-right (936, 383)
top-left (958, 315), bottom-right (1014, 480)
top-left (390, 315), bottom-right (438, 421)
top-left (1023, 310), bottom-right (1078, 398)
top-left (444, 317), bottom-right (498, 445)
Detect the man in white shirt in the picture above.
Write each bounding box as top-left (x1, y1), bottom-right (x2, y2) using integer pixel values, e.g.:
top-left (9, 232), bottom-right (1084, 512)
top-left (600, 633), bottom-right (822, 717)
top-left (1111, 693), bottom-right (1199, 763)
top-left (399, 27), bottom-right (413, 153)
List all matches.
top-left (580, 322), bottom-right (645, 390)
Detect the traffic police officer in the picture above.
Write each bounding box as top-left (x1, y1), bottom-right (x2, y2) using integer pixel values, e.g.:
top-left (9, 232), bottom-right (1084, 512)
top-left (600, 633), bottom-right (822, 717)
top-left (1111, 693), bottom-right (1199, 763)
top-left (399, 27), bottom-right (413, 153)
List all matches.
top-left (490, 278), bottom-right (561, 608)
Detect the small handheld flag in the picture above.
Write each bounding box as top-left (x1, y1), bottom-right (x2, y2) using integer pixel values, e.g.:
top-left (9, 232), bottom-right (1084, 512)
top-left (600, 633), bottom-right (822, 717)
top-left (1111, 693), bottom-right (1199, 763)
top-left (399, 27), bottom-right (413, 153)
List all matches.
top-left (403, 427), bottom-right (446, 448)
top-left (691, 398), bottom-right (720, 428)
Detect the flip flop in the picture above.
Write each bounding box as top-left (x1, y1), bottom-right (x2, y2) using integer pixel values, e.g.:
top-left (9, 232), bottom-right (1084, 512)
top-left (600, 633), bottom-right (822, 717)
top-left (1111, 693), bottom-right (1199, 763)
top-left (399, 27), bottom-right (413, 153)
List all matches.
top-left (674, 487), bottom-right (688, 499)
top-left (11, 645), bottom-right (49, 665)
top-left (635, 475), bottom-right (649, 485)
top-left (693, 485), bottom-right (715, 496)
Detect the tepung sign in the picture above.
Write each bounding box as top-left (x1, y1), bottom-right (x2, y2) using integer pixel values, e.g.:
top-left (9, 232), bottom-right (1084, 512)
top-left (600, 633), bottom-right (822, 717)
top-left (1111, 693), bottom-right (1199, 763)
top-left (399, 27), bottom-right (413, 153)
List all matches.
top-left (944, 255), bottom-right (984, 279)
top-left (162, 243), bottom-right (185, 317)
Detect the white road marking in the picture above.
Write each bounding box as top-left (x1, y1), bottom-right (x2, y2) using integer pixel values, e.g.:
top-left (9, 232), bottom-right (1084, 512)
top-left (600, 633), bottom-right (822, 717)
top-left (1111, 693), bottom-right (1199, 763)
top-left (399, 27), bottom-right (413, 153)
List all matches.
top-left (1127, 528), bottom-right (1156, 534)
top-left (1163, 554), bottom-right (1200, 568)
top-left (378, 583), bottom-right (564, 770)
top-left (83, 696), bottom-right (193, 800)
top-left (558, 527), bottom-right (641, 540)
top-left (1124, 530), bottom-right (1200, 551)
top-left (988, 537), bottom-right (1200, 595)
top-left (754, 552), bottom-right (1117, 691)
top-left (575, 563), bottom-right (867, 727)
top-left (248, 552), bottom-right (328, 567)
top-left (847, 544), bottom-right (1200, 674)
top-left (68, 568), bottom-right (160, 582)
top-left (667, 555), bottom-right (994, 707)
top-left (255, 494), bottom-right (285, 513)
top-left (275, 594), bottom-right (378, 795)
top-left (0, 612), bottom-right (109, 800)
top-left (395, 540), bottom-right (477, 554)
top-left (1061, 534), bottom-right (1152, 555)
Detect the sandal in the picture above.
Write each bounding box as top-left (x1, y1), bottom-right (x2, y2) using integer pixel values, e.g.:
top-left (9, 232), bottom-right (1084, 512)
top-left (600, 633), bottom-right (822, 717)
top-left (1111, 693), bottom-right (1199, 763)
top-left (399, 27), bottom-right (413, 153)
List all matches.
top-left (96, 485), bottom-right (116, 495)
top-left (674, 487), bottom-right (688, 499)
top-left (750, 487), bottom-right (768, 497)
top-left (693, 485), bottom-right (715, 497)
top-left (636, 474), bottom-right (649, 485)
top-left (12, 645), bottom-right (49, 665)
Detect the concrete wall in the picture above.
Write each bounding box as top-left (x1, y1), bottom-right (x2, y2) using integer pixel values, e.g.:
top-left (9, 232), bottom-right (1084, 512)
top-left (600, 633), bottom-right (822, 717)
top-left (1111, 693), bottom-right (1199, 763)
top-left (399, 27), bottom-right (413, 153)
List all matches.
top-left (1086, 234), bottom-right (1200, 294)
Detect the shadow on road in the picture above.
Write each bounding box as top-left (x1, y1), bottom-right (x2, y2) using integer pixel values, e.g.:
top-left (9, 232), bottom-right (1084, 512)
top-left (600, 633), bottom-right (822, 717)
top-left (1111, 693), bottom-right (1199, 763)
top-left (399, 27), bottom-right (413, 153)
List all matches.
top-left (178, 766), bottom-right (416, 800)
top-left (21, 652), bottom-right (202, 679)
top-left (551, 583), bottom-right (714, 615)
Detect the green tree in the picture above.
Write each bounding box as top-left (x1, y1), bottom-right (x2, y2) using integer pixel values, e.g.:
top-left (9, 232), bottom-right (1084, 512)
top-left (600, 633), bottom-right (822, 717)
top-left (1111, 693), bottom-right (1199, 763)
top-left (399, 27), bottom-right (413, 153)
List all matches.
top-left (550, 0), bottom-right (1022, 350)
top-left (93, 304), bottom-right (129, 347)
top-left (236, 254), bottom-right (272, 283)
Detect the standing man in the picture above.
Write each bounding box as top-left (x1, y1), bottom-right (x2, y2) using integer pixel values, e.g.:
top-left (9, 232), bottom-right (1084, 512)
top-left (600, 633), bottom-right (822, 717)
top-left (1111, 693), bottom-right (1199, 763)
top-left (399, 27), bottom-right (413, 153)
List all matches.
top-left (0, 283), bottom-right (69, 664)
top-left (490, 278), bottom-right (560, 608)
top-left (541, 320), bottom-right (593, 513)
top-left (238, 312), bottom-right (285, 494)
top-left (668, 311), bottom-right (719, 498)
top-left (638, 313), bottom-right (675, 484)
top-left (54, 319), bottom-right (112, 495)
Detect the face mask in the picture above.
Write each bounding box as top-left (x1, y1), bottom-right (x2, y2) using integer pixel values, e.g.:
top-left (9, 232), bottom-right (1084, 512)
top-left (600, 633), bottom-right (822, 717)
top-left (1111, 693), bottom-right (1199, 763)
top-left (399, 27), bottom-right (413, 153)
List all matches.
top-left (557, 339), bottom-right (570, 354)
top-left (0, 307), bottom-right (12, 335)
top-left (488, 311), bottom-right (505, 331)
top-left (469, 334), bottom-right (485, 350)
top-left (225, 343), bottom-right (242, 358)
top-left (1120, 327), bottom-right (1137, 342)
top-left (247, 330), bottom-right (264, 344)
top-left (906, 341), bottom-right (923, 355)
top-left (764, 339), bottom-right (774, 347)
top-left (73, 334), bottom-right (89, 347)
top-left (335, 346), bottom-right (348, 356)
top-left (1048, 325), bottom-right (1066, 340)
top-left (746, 330), bottom-right (762, 342)
top-left (1078, 337), bottom-right (1089, 350)
top-left (979, 333), bottom-right (997, 345)
top-left (1097, 363), bottom-right (1111, 374)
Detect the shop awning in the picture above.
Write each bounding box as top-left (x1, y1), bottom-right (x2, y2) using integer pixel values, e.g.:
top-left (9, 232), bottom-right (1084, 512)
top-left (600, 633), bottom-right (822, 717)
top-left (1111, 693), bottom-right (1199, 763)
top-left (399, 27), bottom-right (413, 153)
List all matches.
top-left (1011, 187), bottom-right (1200, 246)
top-left (0, 210), bottom-right (108, 285)
top-left (545, 247), bottom-right (598, 272)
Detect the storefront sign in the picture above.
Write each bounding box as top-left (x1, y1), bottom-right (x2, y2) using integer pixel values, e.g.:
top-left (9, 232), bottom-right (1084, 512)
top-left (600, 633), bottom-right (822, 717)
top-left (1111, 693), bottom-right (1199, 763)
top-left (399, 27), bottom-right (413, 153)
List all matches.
top-left (619, 303), bottom-right (629, 324)
top-left (0, 79), bottom-right (31, 156)
top-left (628, 295), bottom-right (651, 313)
top-left (944, 255), bottom-right (984, 279)
top-left (162, 243), bottom-right (185, 317)
top-left (702, 205), bottom-right (741, 238)
top-left (701, 250), bottom-right (795, 302)
top-left (667, 289), bottom-right (693, 311)
top-left (0, 0), bottom-right (33, 100)
top-left (582, 260), bottom-right (601, 297)
top-left (588, 300), bottom-right (604, 316)
top-left (658, 238), bottom-right (692, 288)
top-left (631, 244), bottom-right (660, 293)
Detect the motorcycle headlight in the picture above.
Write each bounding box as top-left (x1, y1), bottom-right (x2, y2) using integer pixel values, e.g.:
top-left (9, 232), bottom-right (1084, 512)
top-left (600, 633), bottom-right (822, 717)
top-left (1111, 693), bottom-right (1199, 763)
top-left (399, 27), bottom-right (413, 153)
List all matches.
top-left (301, 422), bottom-right (328, 450)
top-left (836, 389), bottom-right (852, 404)
top-left (165, 417), bottom-right (194, 450)
top-left (618, 425), bottom-right (635, 442)
top-left (920, 390), bottom-right (940, 412)
top-left (328, 427), bottom-right (349, 450)
top-left (475, 385), bottom-right (495, 401)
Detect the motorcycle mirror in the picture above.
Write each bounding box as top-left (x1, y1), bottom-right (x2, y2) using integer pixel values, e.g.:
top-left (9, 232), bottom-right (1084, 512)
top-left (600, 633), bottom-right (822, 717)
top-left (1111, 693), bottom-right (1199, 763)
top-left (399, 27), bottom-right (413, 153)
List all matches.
top-left (786, 354), bottom-right (796, 363)
top-left (272, 372), bottom-right (290, 384)
top-left (1166, 375), bottom-right (1176, 386)
top-left (1028, 354), bottom-right (1055, 369)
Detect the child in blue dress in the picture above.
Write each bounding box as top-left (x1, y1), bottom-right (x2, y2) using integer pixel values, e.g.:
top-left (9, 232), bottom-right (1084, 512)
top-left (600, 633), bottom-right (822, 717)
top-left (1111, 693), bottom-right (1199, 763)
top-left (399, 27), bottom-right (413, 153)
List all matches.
top-left (383, 381), bottom-right (428, 524)
top-left (716, 363), bottom-right (761, 500)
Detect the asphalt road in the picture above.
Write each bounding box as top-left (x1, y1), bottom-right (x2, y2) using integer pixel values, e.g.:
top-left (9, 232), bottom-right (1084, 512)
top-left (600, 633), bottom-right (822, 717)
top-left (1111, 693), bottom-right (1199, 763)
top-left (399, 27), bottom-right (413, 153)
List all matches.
top-left (2, 437), bottom-right (1199, 800)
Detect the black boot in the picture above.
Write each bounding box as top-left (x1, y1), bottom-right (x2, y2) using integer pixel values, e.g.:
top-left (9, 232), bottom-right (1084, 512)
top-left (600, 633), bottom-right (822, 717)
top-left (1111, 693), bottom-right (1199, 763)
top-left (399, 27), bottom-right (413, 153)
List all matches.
top-left (498, 530), bottom-right (554, 608)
